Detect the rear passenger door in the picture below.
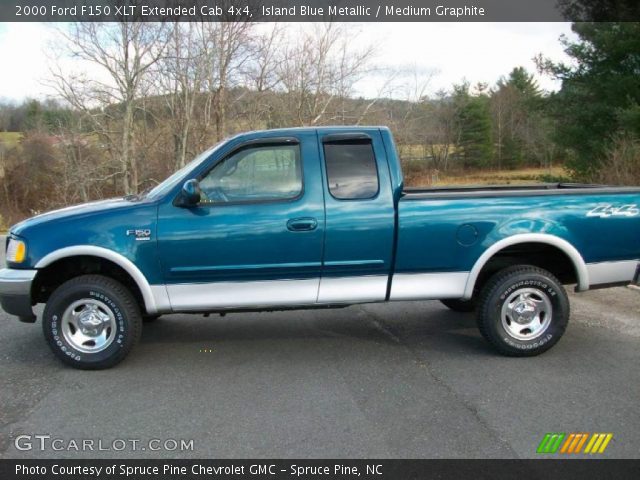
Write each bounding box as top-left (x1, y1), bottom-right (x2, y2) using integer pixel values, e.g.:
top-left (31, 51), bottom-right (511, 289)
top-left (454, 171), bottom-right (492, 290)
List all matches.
top-left (317, 129), bottom-right (396, 303)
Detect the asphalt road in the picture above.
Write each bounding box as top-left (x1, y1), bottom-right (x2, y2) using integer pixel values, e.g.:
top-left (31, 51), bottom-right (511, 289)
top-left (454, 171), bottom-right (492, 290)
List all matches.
top-left (0, 237), bottom-right (639, 459)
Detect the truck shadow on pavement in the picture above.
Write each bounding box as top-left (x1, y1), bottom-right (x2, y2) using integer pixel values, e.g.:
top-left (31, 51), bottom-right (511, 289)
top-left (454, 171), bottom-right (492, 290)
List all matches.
top-left (136, 303), bottom-right (495, 358)
top-left (0, 302), bottom-right (498, 373)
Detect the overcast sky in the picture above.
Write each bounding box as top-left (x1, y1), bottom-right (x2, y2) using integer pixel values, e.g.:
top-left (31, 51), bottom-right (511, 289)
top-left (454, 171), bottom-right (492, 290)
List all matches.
top-left (0, 22), bottom-right (576, 102)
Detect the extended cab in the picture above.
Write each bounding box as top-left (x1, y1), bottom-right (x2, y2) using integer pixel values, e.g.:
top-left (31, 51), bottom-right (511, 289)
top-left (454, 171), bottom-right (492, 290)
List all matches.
top-left (1, 127), bottom-right (639, 369)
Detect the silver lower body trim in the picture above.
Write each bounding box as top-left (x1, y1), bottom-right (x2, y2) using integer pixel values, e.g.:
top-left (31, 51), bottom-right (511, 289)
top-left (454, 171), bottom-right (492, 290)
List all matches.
top-left (150, 285), bottom-right (172, 314)
top-left (165, 278), bottom-right (319, 311)
top-left (159, 273), bottom-right (470, 312)
top-left (390, 272), bottom-right (469, 301)
top-left (161, 276), bottom-right (389, 312)
top-left (150, 259), bottom-right (640, 313)
top-left (586, 260), bottom-right (639, 287)
top-left (317, 275), bottom-right (388, 303)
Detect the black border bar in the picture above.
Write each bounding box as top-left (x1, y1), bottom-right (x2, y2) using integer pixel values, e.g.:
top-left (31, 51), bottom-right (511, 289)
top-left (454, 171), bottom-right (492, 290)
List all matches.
top-left (2, 459), bottom-right (640, 480)
top-left (2, 0), bottom-right (640, 22)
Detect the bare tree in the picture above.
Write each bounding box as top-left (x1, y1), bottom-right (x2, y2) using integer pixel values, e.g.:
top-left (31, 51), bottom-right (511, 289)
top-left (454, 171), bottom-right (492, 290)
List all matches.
top-left (50, 22), bottom-right (169, 194)
top-left (199, 21), bottom-right (254, 141)
top-left (0, 102), bottom-right (11, 131)
top-left (55, 118), bottom-right (112, 204)
top-left (156, 22), bottom-right (208, 169)
top-left (244, 24), bottom-right (283, 93)
top-left (425, 92), bottom-right (459, 172)
top-left (237, 24), bottom-right (285, 129)
top-left (0, 144), bottom-right (6, 181)
top-left (276, 24), bottom-right (375, 126)
top-left (384, 65), bottom-right (433, 162)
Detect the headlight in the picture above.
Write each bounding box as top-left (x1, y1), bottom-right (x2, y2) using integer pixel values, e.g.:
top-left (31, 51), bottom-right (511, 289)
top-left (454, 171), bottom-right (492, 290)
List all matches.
top-left (6, 238), bottom-right (26, 263)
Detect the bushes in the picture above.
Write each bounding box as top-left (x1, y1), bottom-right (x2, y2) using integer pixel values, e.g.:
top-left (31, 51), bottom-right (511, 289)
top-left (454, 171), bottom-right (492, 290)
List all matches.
top-left (597, 136), bottom-right (640, 186)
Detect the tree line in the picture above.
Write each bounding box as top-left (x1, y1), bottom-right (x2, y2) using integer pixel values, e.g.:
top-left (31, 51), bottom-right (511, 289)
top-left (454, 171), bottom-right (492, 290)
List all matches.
top-left (0, 21), bottom-right (638, 226)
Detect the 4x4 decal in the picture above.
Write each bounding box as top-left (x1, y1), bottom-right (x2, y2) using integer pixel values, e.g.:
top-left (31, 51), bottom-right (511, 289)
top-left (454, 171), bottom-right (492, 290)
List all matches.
top-left (587, 204), bottom-right (639, 218)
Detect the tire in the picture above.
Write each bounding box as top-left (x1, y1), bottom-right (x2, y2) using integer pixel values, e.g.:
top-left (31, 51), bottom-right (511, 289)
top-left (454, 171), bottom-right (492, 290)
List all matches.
top-left (440, 298), bottom-right (476, 312)
top-left (476, 265), bottom-right (569, 357)
top-left (42, 275), bottom-right (142, 369)
top-left (143, 314), bottom-right (161, 323)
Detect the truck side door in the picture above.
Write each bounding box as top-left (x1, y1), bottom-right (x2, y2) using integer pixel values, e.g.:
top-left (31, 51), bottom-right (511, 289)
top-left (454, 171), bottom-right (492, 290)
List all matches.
top-left (156, 132), bottom-right (325, 310)
top-left (317, 129), bottom-right (396, 302)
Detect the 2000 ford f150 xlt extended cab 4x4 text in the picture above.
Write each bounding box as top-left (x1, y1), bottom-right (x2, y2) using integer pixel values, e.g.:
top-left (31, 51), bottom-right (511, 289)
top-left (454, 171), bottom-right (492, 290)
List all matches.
top-left (1, 127), bottom-right (639, 369)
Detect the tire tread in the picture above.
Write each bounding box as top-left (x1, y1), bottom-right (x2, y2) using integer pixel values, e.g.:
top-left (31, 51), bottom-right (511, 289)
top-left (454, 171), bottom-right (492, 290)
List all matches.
top-left (476, 265), bottom-right (569, 357)
top-left (42, 274), bottom-right (142, 369)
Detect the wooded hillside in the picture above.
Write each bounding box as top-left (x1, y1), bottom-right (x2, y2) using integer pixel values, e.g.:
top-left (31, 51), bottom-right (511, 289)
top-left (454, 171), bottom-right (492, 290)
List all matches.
top-left (0, 21), bottom-right (638, 227)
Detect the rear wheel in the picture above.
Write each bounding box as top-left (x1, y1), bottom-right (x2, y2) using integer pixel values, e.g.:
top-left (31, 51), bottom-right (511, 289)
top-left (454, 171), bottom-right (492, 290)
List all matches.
top-left (476, 265), bottom-right (569, 356)
top-left (440, 298), bottom-right (476, 312)
top-left (42, 275), bottom-right (142, 369)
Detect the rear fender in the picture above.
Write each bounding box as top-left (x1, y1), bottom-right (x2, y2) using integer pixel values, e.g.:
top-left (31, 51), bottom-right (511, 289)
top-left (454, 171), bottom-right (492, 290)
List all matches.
top-left (463, 233), bottom-right (589, 299)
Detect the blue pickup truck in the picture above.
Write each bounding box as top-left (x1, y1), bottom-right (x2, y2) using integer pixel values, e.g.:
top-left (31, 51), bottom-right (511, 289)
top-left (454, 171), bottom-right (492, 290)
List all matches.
top-left (1, 127), bottom-right (639, 369)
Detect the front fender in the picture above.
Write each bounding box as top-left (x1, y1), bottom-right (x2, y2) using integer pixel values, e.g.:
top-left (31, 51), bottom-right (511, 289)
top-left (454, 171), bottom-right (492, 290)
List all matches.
top-left (35, 246), bottom-right (170, 315)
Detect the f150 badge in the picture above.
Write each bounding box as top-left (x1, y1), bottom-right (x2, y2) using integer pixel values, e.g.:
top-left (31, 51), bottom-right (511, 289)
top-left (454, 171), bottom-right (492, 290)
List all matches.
top-left (126, 229), bottom-right (152, 241)
top-left (587, 204), bottom-right (639, 218)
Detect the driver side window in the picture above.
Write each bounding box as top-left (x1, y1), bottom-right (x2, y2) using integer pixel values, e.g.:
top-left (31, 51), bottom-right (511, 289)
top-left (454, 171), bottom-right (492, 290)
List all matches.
top-left (199, 144), bottom-right (302, 204)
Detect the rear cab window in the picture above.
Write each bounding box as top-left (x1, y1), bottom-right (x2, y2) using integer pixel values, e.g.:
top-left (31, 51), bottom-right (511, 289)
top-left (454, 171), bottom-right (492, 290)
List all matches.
top-left (323, 139), bottom-right (379, 200)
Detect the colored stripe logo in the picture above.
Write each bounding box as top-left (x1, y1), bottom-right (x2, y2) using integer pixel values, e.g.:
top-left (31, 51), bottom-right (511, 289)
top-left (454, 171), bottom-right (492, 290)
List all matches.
top-left (537, 433), bottom-right (613, 454)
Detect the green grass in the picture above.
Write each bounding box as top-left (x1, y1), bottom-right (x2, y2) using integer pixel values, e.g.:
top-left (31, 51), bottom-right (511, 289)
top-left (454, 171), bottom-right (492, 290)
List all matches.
top-left (404, 165), bottom-right (572, 187)
top-left (0, 132), bottom-right (23, 149)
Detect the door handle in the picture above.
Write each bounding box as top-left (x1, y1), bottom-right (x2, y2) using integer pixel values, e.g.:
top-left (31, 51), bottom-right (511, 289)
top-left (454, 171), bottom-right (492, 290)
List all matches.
top-left (287, 217), bottom-right (318, 232)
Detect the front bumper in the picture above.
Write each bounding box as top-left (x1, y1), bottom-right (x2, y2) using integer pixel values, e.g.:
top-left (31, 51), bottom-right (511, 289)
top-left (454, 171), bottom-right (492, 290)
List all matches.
top-left (0, 268), bottom-right (37, 322)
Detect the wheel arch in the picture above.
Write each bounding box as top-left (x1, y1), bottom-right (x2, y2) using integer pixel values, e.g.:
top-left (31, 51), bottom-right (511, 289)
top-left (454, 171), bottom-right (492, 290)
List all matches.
top-left (34, 246), bottom-right (163, 314)
top-left (463, 233), bottom-right (589, 299)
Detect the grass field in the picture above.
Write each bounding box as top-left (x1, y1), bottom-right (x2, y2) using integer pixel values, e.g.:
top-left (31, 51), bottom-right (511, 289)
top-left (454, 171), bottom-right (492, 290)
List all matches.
top-left (404, 165), bottom-right (571, 187)
top-left (0, 132), bottom-right (22, 231)
top-left (0, 132), bottom-right (23, 149)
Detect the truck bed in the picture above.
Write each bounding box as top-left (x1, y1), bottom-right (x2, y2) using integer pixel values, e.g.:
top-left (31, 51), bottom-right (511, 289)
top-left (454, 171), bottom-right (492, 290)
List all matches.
top-left (402, 183), bottom-right (640, 199)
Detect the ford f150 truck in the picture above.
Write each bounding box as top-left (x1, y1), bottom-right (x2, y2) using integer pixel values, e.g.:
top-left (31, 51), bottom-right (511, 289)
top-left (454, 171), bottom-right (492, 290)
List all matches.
top-left (1, 127), bottom-right (639, 369)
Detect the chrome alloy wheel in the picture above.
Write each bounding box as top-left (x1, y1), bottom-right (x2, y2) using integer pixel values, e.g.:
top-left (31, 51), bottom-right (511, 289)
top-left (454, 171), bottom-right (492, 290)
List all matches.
top-left (500, 287), bottom-right (552, 341)
top-left (61, 299), bottom-right (117, 353)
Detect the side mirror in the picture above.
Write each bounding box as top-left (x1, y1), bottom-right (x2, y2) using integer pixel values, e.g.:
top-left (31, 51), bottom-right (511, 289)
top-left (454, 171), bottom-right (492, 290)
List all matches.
top-left (178, 179), bottom-right (201, 207)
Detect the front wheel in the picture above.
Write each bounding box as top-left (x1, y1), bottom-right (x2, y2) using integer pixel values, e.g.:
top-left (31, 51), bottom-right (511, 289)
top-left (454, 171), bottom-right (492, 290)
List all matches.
top-left (476, 265), bottom-right (569, 356)
top-left (42, 275), bottom-right (142, 369)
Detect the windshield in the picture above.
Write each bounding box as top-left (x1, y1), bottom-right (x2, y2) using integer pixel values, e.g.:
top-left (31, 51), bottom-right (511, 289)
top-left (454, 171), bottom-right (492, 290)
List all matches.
top-left (145, 142), bottom-right (224, 200)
